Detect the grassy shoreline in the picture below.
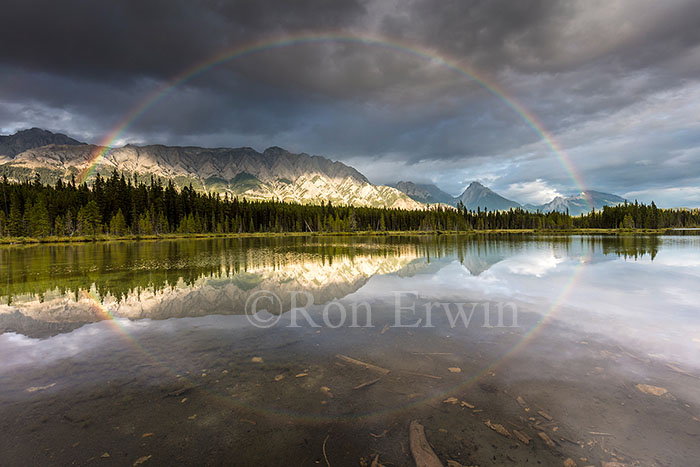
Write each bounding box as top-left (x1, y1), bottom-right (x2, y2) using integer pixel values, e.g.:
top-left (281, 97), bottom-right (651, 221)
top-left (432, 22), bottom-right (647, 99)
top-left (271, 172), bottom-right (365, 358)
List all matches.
top-left (0, 227), bottom-right (696, 245)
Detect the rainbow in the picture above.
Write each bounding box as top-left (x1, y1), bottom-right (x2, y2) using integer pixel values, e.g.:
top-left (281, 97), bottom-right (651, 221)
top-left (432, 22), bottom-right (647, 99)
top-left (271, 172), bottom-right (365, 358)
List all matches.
top-left (65, 33), bottom-right (596, 422)
top-left (80, 31), bottom-right (590, 209)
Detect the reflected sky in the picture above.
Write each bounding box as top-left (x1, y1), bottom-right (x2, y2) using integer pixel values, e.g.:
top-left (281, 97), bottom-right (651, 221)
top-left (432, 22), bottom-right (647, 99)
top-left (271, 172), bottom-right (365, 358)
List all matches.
top-left (353, 237), bottom-right (700, 369)
top-left (1, 235), bottom-right (699, 374)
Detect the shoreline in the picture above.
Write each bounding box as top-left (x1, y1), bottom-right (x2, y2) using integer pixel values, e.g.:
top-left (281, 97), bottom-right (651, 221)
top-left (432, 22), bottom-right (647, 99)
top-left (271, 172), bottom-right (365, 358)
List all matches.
top-left (0, 227), bottom-right (696, 246)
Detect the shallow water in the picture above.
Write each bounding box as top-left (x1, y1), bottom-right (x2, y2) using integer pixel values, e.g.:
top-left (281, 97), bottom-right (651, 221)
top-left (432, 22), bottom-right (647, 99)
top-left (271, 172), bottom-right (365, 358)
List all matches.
top-left (1, 235), bottom-right (699, 466)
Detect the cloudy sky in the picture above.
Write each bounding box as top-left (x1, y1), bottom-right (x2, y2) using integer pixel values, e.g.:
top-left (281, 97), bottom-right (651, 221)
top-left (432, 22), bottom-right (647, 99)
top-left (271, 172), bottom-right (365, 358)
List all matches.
top-left (1, 0), bottom-right (699, 206)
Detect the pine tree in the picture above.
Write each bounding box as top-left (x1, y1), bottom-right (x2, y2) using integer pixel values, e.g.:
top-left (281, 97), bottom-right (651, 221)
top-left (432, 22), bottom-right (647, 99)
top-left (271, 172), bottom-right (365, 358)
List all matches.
top-left (22, 199), bottom-right (32, 236)
top-left (65, 212), bottom-right (74, 236)
top-left (138, 212), bottom-right (153, 235)
top-left (157, 211), bottom-right (169, 234)
top-left (349, 207), bottom-right (357, 231)
top-left (78, 200), bottom-right (101, 236)
top-left (54, 215), bottom-right (64, 236)
top-left (109, 209), bottom-right (128, 235)
top-left (29, 199), bottom-right (51, 237)
top-left (8, 197), bottom-right (23, 236)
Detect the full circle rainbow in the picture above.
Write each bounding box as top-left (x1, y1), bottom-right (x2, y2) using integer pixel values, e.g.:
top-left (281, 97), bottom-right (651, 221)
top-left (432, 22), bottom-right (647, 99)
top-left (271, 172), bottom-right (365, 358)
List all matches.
top-left (69, 32), bottom-right (593, 422)
top-left (81, 31), bottom-right (590, 210)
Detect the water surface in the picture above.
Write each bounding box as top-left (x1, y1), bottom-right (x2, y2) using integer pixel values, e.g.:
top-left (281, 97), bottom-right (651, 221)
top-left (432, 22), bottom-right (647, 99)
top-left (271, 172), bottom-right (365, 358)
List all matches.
top-left (1, 235), bottom-right (699, 466)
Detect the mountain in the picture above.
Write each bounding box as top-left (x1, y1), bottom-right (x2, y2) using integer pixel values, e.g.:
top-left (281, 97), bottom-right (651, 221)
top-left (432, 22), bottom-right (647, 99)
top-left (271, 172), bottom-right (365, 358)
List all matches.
top-left (0, 127), bottom-right (84, 157)
top-left (392, 178), bottom-right (625, 215)
top-left (393, 181), bottom-right (456, 205)
top-left (393, 180), bottom-right (522, 211)
top-left (528, 190), bottom-right (626, 216)
top-left (0, 129), bottom-right (422, 210)
top-left (457, 181), bottom-right (522, 211)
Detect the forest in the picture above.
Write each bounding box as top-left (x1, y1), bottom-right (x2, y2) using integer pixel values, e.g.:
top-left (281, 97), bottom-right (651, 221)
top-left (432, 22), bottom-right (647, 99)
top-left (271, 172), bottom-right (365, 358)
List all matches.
top-left (0, 172), bottom-right (698, 238)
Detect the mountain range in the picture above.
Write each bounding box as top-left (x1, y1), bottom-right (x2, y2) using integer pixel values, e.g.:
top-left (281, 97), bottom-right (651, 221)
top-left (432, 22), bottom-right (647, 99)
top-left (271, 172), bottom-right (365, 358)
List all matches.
top-left (0, 128), bottom-right (421, 210)
top-left (522, 191), bottom-right (627, 216)
top-left (393, 180), bottom-right (625, 215)
top-left (0, 128), bottom-right (625, 214)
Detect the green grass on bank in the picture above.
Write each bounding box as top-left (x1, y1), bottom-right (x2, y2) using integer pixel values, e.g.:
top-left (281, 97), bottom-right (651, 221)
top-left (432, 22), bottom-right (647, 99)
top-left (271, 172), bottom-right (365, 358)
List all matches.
top-left (0, 227), bottom-right (696, 246)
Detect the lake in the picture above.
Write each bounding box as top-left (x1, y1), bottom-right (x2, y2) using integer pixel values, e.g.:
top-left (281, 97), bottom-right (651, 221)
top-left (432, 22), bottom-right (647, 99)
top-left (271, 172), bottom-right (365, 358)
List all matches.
top-left (1, 235), bottom-right (699, 466)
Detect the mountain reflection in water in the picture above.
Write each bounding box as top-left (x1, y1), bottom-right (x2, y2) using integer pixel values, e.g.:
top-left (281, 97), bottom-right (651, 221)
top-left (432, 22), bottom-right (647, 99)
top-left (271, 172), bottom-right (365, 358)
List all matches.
top-left (0, 235), bottom-right (666, 338)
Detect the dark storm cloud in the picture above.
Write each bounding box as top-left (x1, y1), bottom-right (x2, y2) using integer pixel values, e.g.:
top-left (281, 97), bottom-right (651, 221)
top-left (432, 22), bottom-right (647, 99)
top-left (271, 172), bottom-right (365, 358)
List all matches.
top-left (0, 0), bottom-right (369, 81)
top-left (1, 0), bottom-right (699, 206)
top-left (388, 0), bottom-right (700, 75)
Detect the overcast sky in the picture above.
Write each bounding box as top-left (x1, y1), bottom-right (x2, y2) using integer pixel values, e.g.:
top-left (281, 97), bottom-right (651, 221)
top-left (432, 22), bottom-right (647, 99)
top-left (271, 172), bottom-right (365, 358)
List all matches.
top-left (1, 0), bottom-right (699, 206)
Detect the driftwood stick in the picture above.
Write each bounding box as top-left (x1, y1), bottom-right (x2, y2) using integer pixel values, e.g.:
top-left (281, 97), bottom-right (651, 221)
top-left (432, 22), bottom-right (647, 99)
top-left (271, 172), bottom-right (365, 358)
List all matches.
top-left (164, 384), bottom-right (201, 398)
top-left (336, 354), bottom-right (390, 375)
top-left (353, 378), bottom-right (382, 390)
top-left (322, 434), bottom-right (330, 467)
top-left (410, 352), bottom-right (454, 356)
top-left (402, 371), bottom-right (443, 380)
top-left (409, 420), bottom-right (444, 467)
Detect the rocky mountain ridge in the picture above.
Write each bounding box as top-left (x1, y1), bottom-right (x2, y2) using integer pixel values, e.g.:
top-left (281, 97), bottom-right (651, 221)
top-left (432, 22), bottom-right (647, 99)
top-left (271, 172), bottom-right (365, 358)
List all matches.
top-left (0, 129), bottom-right (422, 210)
top-left (0, 127), bottom-right (84, 158)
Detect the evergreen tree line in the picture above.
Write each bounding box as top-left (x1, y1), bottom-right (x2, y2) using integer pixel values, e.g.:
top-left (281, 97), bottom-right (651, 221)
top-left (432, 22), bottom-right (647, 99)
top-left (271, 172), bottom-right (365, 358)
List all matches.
top-left (573, 200), bottom-right (699, 229)
top-left (0, 172), bottom-right (697, 237)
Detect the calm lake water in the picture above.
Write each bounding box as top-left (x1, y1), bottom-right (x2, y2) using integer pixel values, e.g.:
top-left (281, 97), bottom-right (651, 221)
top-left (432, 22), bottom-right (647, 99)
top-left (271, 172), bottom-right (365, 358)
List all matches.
top-left (1, 235), bottom-right (699, 466)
